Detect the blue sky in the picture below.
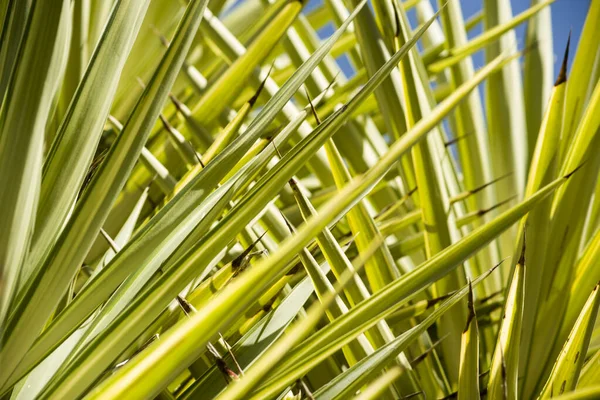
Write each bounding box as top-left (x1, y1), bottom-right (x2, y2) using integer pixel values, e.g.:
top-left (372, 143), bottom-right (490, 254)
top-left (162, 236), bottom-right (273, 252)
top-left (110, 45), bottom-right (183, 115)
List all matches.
top-left (304, 0), bottom-right (591, 78)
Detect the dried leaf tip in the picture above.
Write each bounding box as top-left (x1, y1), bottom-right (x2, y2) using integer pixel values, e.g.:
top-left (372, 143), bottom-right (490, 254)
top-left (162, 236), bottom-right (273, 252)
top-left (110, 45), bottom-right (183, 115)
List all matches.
top-left (465, 279), bottom-right (476, 332)
top-left (427, 291), bottom-right (455, 308)
top-left (197, 154), bottom-right (205, 168)
top-left (391, 0), bottom-right (401, 38)
top-left (281, 212), bottom-right (296, 234)
top-left (410, 333), bottom-right (450, 366)
top-left (445, 132), bottom-right (473, 148)
top-left (518, 230), bottom-right (526, 265)
top-left (304, 87), bottom-right (321, 125)
top-left (232, 231), bottom-right (268, 271)
top-left (169, 93), bottom-right (190, 116)
top-left (563, 159), bottom-right (586, 179)
top-left (176, 295), bottom-right (195, 316)
top-left (488, 257), bottom-right (509, 276)
top-left (249, 63), bottom-right (273, 106)
top-left (555, 31), bottom-right (571, 86)
top-left (401, 391), bottom-right (423, 399)
top-left (158, 114), bottom-right (172, 131)
top-left (406, 186), bottom-right (418, 197)
top-left (478, 195), bottom-right (517, 216)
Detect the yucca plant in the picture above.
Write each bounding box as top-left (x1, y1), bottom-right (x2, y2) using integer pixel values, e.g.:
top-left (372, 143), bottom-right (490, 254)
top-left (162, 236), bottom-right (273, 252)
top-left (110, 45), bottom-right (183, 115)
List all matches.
top-left (0, 0), bottom-right (599, 398)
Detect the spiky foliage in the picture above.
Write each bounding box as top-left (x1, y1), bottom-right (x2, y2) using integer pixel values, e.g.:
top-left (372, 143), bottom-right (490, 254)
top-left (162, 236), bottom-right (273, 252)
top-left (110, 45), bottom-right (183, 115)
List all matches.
top-left (0, 0), bottom-right (599, 399)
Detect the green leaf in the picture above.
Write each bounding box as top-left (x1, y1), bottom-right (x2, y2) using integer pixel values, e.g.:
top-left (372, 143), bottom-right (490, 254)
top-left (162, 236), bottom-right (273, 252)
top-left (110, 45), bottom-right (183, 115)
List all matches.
top-left (201, 81), bottom-right (263, 164)
top-left (6, 8), bottom-right (360, 384)
top-left (310, 275), bottom-right (491, 400)
top-left (106, 116), bottom-right (177, 195)
top-left (429, 0), bottom-right (555, 74)
top-left (482, 0), bottom-right (528, 216)
top-left (0, 0), bottom-right (32, 101)
top-left (323, 139), bottom-right (399, 293)
top-left (64, 175), bottom-right (233, 363)
top-left (458, 283), bottom-right (479, 400)
top-left (217, 249), bottom-right (380, 400)
top-left (348, 0), bottom-right (406, 134)
top-left (2, 0), bottom-right (209, 396)
top-left (435, 0), bottom-right (496, 247)
top-left (522, 0), bottom-right (554, 158)
top-left (123, 48), bottom-right (514, 398)
top-left (37, 10), bottom-right (447, 399)
top-left (271, 171), bottom-right (570, 381)
top-left (197, 6), bottom-right (337, 186)
top-left (180, 268), bottom-right (324, 399)
top-left (289, 177), bottom-right (415, 390)
top-left (554, 228), bottom-right (600, 372)
top-left (56, 0), bottom-right (91, 122)
top-left (539, 284), bottom-right (600, 399)
top-left (9, 5), bottom-right (368, 398)
top-left (87, 0), bottom-right (113, 50)
top-left (97, 241), bottom-right (369, 400)
top-left (578, 349), bottom-right (600, 388)
top-left (351, 366), bottom-right (403, 400)
top-left (524, 79), bottom-right (600, 397)
top-left (515, 38), bottom-right (569, 391)
top-left (9, 188), bottom-right (149, 400)
top-left (559, 0), bottom-right (600, 158)
top-left (1, 2), bottom-right (598, 399)
top-left (191, 0), bottom-right (303, 127)
top-left (488, 258), bottom-right (525, 400)
top-left (289, 177), bottom-right (378, 308)
top-left (288, 217), bottom-right (374, 367)
top-left (551, 386), bottom-right (600, 400)
top-left (0, 0), bottom-right (70, 350)
top-left (395, 4), bottom-right (467, 381)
